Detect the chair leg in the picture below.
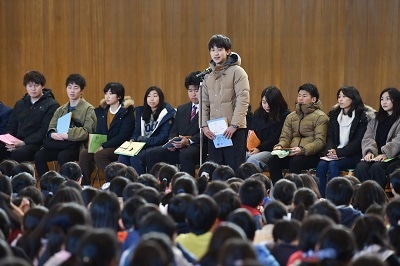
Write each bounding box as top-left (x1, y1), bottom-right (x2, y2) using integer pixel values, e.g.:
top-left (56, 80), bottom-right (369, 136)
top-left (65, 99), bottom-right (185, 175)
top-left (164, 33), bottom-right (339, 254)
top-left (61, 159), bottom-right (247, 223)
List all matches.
top-left (91, 165), bottom-right (101, 188)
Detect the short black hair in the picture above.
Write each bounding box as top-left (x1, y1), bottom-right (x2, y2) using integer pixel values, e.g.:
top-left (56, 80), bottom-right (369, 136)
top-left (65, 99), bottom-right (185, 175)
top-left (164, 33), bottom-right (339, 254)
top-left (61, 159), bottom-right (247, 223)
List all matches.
top-left (298, 83), bottom-right (319, 101)
top-left (208, 34), bottom-right (232, 51)
top-left (239, 178), bottom-right (265, 208)
top-left (59, 162), bottom-right (82, 181)
top-left (23, 70), bottom-right (46, 86)
top-left (326, 177), bottom-right (353, 206)
top-left (184, 71), bottom-right (201, 89)
top-left (186, 195), bottom-right (218, 235)
top-left (103, 82), bottom-right (125, 104)
top-left (65, 73), bottom-right (86, 90)
top-left (390, 168), bottom-right (400, 195)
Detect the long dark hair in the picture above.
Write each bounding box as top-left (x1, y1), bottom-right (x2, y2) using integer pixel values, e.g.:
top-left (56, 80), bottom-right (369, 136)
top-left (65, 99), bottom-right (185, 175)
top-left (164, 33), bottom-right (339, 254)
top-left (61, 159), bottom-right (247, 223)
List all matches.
top-left (142, 86), bottom-right (165, 123)
top-left (335, 85), bottom-right (364, 116)
top-left (376, 87), bottom-right (400, 122)
top-left (254, 86), bottom-right (288, 122)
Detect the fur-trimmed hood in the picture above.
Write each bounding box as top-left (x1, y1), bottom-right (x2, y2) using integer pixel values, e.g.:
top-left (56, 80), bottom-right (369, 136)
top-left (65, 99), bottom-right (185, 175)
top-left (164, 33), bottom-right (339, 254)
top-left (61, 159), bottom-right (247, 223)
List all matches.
top-left (330, 104), bottom-right (376, 121)
top-left (99, 96), bottom-right (134, 109)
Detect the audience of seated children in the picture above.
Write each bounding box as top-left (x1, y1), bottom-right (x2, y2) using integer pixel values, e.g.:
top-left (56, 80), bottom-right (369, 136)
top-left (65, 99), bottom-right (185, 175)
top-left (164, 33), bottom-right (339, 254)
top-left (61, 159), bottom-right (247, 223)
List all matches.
top-left (34, 73), bottom-right (96, 177)
top-left (118, 86), bottom-right (175, 174)
top-left (79, 82), bottom-right (135, 185)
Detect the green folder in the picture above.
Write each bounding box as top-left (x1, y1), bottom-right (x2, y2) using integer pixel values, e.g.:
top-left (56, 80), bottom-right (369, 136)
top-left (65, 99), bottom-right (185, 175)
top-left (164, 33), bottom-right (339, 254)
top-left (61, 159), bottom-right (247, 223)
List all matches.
top-left (88, 134), bottom-right (107, 153)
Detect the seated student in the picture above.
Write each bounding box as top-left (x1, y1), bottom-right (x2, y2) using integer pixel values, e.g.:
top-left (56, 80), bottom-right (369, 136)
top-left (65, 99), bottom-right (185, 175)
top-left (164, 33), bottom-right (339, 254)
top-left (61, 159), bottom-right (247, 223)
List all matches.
top-left (316, 86), bottom-right (373, 197)
top-left (355, 88), bottom-right (400, 189)
top-left (34, 73), bottom-right (96, 177)
top-left (118, 86), bottom-right (175, 174)
top-left (146, 71), bottom-right (205, 177)
top-left (176, 195), bottom-right (218, 260)
top-left (79, 82), bottom-right (135, 185)
top-left (268, 83), bottom-right (328, 184)
top-left (390, 168), bottom-right (400, 198)
top-left (269, 219), bottom-right (301, 266)
top-left (250, 173), bottom-right (272, 206)
top-left (0, 102), bottom-right (12, 135)
top-left (59, 161), bottom-right (83, 185)
top-left (246, 86), bottom-right (290, 171)
top-left (239, 178), bottom-right (265, 230)
top-left (272, 179), bottom-right (297, 211)
top-left (325, 177), bottom-right (362, 227)
top-left (0, 71), bottom-right (59, 162)
top-left (236, 162), bottom-right (261, 180)
top-left (168, 194), bottom-right (195, 235)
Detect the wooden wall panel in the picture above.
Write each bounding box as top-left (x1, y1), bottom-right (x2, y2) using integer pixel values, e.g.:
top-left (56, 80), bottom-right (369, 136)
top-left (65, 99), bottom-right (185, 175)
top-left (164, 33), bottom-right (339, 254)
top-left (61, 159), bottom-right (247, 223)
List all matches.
top-left (1, 0), bottom-right (399, 115)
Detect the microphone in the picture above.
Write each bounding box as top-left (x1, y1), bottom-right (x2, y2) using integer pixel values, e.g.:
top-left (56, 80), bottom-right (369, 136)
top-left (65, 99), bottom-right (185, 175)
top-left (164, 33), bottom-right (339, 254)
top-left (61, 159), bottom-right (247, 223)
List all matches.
top-left (196, 67), bottom-right (212, 78)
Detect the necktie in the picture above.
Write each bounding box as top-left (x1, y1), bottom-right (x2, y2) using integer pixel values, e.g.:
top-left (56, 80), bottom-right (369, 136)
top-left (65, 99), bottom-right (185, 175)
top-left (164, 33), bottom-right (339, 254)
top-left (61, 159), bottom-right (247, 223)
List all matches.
top-left (190, 106), bottom-right (197, 122)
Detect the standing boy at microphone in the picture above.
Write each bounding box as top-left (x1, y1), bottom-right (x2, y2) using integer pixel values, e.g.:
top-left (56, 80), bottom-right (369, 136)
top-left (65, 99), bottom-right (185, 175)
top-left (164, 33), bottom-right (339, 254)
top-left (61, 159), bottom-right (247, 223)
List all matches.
top-left (201, 34), bottom-right (250, 173)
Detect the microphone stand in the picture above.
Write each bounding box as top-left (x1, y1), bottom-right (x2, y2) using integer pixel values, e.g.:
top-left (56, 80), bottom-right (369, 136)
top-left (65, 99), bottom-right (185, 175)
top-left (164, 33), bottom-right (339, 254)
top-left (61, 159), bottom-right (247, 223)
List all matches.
top-left (198, 74), bottom-right (207, 166)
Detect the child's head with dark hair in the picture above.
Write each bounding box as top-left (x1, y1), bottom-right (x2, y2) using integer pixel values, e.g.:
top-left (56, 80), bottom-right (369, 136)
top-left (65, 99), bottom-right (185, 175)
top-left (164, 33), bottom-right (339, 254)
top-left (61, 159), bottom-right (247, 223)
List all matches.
top-left (226, 208), bottom-right (256, 241)
top-left (212, 165), bottom-right (235, 182)
top-left (326, 177), bottom-right (354, 206)
top-left (308, 200), bottom-right (341, 224)
top-left (208, 34), bottom-right (232, 51)
top-left (157, 164), bottom-right (179, 192)
top-left (103, 162), bottom-right (127, 183)
top-left (138, 212), bottom-right (176, 240)
top-left (18, 186), bottom-right (44, 206)
top-left (298, 83), bottom-right (319, 101)
top-left (272, 219), bottom-right (301, 244)
top-left (172, 175), bottom-right (198, 196)
top-left (90, 191), bottom-right (121, 231)
top-left (185, 71), bottom-right (201, 89)
top-left (186, 195), bottom-right (218, 235)
top-left (293, 187), bottom-right (318, 210)
top-left (198, 161), bottom-right (219, 180)
top-left (103, 82), bottom-right (125, 104)
top-left (272, 179), bottom-right (297, 206)
top-left (109, 176), bottom-right (130, 197)
top-left (23, 70), bottom-right (46, 86)
top-left (22, 206), bottom-right (48, 233)
top-left (12, 162), bottom-right (35, 177)
top-left (121, 196), bottom-right (147, 230)
top-left (250, 173), bottom-right (271, 195)
top-left (284, 173), bottom-right (304, 189)
top-left (298, 214), bottom-right (334, 252)
top-left (213, 188), bottom-right (241, 221)
top-left (134, 204), bottom-right (160, 231)
top-left (48, 187), bottom-right (85, 209)
top-left (263, 200), bottom-right (288, 225)
top-left (298, 173), bottom-right (321, 198)
top-left (390, 168), bottom-right (400, 197)
top-left (81, 187), bottom-right (100, 207)
top-left (136, 174), bottom-right (160, 190)
top-left (116, 166), bottom-right (139, 182)
top-left (0, 174), bottom-right (12, 196)
top-left (0, 159), bottom-right (18, 177)
top-left (353, 214), bottom-right (390, 251)
top-left (204, 180), bottom-right (229, 197)
top-left (11, 172), bottom-right (36, 194)
top-left (385, 198), bottom-right (400, 228)
top-left (65, 73), bottom-right (86, 90)
top-left (168, 193), bottom-right (194, 223)
top-left (39, 170), bottom-right (62, 191)
top-left (122, 182), bottom-right (145, 202)
top-left (236, 162), bottom-right (261, 180)
top-left (239, 178), bottom-right (265, 208)
top-left (317, 226), bottom-right (356, 265)
top-left (353, 180), bottom-right (388, 213)
top-left (136, 187), bottom-right (160, 205)
top-left (59, 162), bottom-right (82, 182)
top-left (148, 162), bottom-right (168, 177)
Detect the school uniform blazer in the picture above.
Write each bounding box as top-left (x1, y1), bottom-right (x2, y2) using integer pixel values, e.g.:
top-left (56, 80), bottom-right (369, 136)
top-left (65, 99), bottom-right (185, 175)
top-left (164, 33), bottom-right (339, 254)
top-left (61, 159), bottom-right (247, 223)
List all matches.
top-left (169, 102), bottom-right (201, 145)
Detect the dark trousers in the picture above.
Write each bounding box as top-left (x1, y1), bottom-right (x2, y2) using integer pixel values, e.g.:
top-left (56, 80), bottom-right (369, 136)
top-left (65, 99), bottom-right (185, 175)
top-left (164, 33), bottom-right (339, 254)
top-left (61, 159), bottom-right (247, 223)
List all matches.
top-left (79, 148), bottom-right (118, 185)
top-left (145, 145), bottom-right (201, 177)
top-left (34, 147), bottom-right (80, 177)
top-left (0, 143), bottom-right (41, 162)
top-left (354, 158), bottom-right (400, 188)
top-left (207, 128), bottom-right (246, 173)
top-left (267, 154), bottom-right (320, 184)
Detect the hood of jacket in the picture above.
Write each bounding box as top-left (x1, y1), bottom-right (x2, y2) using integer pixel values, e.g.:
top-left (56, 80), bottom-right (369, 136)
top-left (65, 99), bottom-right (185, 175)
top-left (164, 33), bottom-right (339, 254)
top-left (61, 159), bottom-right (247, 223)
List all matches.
top-left (99, 96), bottom-right (134, 109)
top-left (22, 88), bottom-right (56, 103)
top-left (295, 100), bottom-right (323, 116)
top-left (330, 103), bottom-right (376, 121)
top-left (209, 52), bottom-right (241, 71)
